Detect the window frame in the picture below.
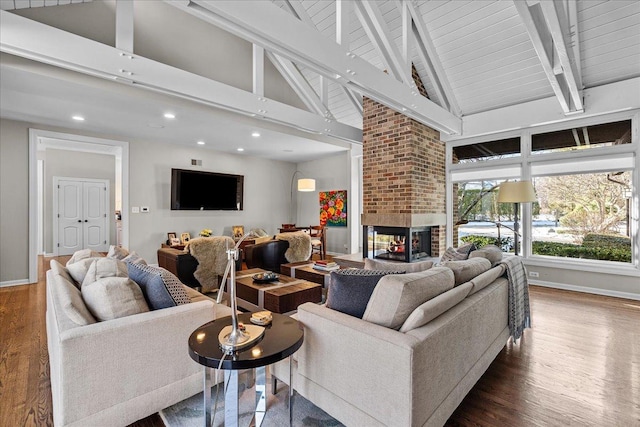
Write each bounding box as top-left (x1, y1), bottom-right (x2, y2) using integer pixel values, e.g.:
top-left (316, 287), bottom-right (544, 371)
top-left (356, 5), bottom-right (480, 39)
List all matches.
top-left (446, 110), bottom-right (640, 276)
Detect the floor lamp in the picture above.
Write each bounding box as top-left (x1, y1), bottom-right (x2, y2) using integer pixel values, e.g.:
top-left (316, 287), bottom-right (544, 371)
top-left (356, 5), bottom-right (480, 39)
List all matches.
top-left (497, 181), bottom-right (537, 256)
top-left (290, 171), bottom-right (316, 223)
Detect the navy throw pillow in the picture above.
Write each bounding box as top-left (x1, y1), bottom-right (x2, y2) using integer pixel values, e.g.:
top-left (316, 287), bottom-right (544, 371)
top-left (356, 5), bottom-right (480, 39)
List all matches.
top-left (127, 263), bottom-right (191, 310)
top-left (326, 269), bottom-right (405, 318)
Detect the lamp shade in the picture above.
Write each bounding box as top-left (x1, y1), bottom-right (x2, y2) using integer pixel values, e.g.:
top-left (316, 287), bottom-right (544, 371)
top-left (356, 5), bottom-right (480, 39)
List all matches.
top-left (497, 181), bottom-right (537, 203)
top-left (297, 178), bottom-right (316, 192)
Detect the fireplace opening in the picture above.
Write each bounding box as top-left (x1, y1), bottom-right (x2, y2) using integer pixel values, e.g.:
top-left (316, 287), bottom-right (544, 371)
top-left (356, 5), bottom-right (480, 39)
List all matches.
top-left (363, 226), bottom-right (431, 263)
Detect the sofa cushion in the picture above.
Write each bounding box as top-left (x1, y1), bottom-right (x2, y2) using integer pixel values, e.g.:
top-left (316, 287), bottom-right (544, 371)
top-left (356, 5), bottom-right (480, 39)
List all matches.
top-left (66, 249), bottom-right (104, 266)
top-left (66, 257), bottom-right (106, 287)
top-left (82, 277), bottom-right (150, 321)
top-left (440, 258), bottom-right (492, 286)
top-left (364, 258), bottom-right (433, 273)
top-left (399, 282), bottom-right (473, 332)
top-left (439, 245), bottom-right (472, 262)
top-left (106, 245), bottom-right (129, 260)
top-left (469, 245), bottom-right (503, 266)
top-left (362, 267), bottom-right (455, 330)
top-left (326, 269), bottom-right (404, 318)
top-left (49, 260), bottom-right (97, 326)
top-left (82, 258), bottom-right (128, 286)
top-left (127, 263), bottom-right (191, 310)
top-left (468, 265), bottom-right (506, 295)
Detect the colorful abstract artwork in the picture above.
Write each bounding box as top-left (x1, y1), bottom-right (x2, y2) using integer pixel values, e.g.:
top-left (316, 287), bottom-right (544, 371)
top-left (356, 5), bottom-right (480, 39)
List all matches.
top-left (319, 190), bottom-right (347, 227)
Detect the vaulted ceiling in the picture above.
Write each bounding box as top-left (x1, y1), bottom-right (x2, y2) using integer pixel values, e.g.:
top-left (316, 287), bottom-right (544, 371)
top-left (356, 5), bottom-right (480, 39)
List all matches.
top-left (1, 0), bottom-right (639, 160)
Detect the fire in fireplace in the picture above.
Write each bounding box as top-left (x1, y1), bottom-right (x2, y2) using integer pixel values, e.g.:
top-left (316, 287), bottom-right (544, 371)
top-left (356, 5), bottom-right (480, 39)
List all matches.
top-left (363, 226), bottom-right (431, 263)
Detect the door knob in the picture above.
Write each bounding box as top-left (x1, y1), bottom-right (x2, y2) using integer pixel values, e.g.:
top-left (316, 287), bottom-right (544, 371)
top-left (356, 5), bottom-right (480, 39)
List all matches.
top-left (84, 220), bottom-right (88, 222)
top-left (77, 220), bottom-right (82, 223)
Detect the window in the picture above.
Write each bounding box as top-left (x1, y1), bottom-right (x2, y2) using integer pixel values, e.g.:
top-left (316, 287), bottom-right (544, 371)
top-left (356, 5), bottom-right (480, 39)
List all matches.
top-left (448, 116), bottom-right (637, 268)
top-left (452, 137), bottom-right (520, 164)
top-left (531, 172), bottom-right (632, 263)
top-left (531, 120), bottom-right (631, 155)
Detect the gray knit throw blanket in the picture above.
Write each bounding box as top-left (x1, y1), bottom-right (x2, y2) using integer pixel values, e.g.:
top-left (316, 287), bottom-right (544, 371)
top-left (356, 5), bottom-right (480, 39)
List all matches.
top-left (500, 256), bottom-right (531, 341)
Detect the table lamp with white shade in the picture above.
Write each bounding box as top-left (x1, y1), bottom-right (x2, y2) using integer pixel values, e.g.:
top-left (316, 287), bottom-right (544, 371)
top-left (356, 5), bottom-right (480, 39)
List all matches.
top-left (497, 181), bottom-right (537, 256)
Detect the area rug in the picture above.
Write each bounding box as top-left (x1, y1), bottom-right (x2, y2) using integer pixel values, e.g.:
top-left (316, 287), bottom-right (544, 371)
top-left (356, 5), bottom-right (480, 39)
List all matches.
top-left (160, 381), bottom-right (343, 427)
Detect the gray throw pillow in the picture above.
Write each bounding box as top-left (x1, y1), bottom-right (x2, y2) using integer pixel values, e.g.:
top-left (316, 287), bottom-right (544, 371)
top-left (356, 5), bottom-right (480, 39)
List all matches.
top-left (82, 277), bottom-right (150, 321)
top-left (326, 269), bottom-right (404, 318)
top-left (122, 251), bottom-right (147, 265)
top-left (439, 247), bottom-right (468, 262)
top-left (363, 267), bottom-right (455, 330)
top-left (364, 258), bottom-right (433, 273)
top-left (440, 258), bottom-right (492, 286)
top-left (127, 263), bottom-right (191, 310)
top-left (469, 245), bottom-right (503, 266)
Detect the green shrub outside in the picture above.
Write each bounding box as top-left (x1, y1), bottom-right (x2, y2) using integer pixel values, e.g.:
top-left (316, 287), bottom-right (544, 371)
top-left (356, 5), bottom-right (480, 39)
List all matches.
top-left (532, 241), bottom-right (631, 262)
top-left (461, 234), bottom-right (631, 262)
top-left (582, 233), bottom-right (630, 249)
top-left (460, 235), bottom-right (512, 252)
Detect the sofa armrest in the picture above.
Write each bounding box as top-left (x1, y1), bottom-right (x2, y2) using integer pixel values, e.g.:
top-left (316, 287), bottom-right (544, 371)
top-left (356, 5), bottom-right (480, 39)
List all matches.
top-left (295, 303), bottom-right (418, 426)
top-left (53, 300), bottom-right (219, 426)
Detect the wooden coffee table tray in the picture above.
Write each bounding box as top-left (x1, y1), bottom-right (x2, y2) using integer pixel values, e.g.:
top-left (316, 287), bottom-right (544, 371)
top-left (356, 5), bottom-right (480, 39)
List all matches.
top-left (227, 268), bottom-right (322, 314)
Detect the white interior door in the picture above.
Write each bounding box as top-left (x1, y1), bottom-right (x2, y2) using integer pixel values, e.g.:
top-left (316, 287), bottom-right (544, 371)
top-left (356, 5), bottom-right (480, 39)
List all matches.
top-left (83, 181), bottom-right (108, 252)
top-left (57, 180), bottom-right (83, 256)
top-left (55, 178), bottom-right (109, 256)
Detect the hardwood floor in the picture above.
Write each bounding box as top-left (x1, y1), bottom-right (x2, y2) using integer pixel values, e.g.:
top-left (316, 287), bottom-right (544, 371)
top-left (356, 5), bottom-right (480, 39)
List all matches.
top-left (1, 256), bottom-right (638, 426)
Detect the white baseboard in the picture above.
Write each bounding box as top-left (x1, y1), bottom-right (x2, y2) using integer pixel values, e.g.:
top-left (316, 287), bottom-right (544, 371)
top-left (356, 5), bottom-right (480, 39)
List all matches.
top-left (531, 279), bottom-right (640, 301)
top-left (0, 279), bottom-right (32, 288)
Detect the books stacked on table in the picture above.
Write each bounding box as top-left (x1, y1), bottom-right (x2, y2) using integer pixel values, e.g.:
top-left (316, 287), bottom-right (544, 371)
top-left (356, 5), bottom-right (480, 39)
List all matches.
top-left (313, 260), bottom-right (340, 271)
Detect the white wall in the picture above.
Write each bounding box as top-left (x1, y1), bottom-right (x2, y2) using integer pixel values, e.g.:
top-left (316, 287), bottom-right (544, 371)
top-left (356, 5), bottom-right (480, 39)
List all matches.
top-left (0, 119), bottom-right (29, 283)
top-left (296, 152), bottom-right (351, 254)
top-left (127, 138), bottom-right (295, 262)
top-left (0, 118), bottom-right (296, 283)
top-left (44, 148), bottom-right (116, 253)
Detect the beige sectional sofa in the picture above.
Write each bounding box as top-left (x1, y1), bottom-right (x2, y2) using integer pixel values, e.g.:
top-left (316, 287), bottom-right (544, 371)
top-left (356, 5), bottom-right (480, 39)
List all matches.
top-left (274, 256), bottom-right (510, 427)
top-left (46, 259), bottom-right (231, 427)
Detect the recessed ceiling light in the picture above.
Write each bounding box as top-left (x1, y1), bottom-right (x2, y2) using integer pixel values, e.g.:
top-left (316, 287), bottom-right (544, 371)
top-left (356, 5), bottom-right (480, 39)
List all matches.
top-left (197, 141), bottom-right (205, 145)
top-left (72, 115), bottom-right (85, 121)
top-left (237, 148), bottom-right (245, 152)
top-left (251, 132), bottom-right (261, 137)
top-left (164, 113), bottom-right (176, 119)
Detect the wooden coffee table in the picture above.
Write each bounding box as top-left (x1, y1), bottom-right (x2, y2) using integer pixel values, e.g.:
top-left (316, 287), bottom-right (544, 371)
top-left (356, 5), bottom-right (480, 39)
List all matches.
top-left (281, 262), bottom-right (337, 288)
top-left (228, 268), bottom-right (322, 314)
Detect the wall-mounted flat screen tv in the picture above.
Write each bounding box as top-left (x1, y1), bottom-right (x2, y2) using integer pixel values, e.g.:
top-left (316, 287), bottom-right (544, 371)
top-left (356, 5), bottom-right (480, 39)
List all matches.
top-left (171, 169), bottom-right (244, 210)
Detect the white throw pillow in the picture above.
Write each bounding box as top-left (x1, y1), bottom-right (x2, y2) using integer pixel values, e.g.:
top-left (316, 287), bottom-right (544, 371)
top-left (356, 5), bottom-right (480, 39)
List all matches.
top-left (82, 258), bottom-right (128, 287)
top-left (107, 245), bottom-right (130, 260)
top-left (66, 249), bottom-right (104, 266)
top-left (66, 257), bottom-right (106, 287)
top-left (82, 277), bottom-right (149, 321)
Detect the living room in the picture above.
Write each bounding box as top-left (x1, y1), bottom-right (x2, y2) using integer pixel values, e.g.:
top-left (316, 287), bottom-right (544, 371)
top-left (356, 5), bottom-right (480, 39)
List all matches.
top-left (1, 1), bottom-right (639, 426)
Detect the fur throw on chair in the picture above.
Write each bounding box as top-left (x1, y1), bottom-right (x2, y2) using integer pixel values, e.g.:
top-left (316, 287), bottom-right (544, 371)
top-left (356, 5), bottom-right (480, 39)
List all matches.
top-left (276, 232), bottom-right (312, 262)
top-left (185, 236), bottom-right (235, 293)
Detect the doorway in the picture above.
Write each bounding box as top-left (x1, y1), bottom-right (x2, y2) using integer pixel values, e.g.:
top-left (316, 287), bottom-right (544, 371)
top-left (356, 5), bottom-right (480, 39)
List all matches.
top-left (53, 177), bottom-right (110, 256)
top-left (28, 129), bottom-right (129, 283)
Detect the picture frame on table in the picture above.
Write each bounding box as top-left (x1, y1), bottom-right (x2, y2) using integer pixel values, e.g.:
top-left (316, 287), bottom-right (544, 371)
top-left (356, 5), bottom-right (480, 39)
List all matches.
top-left (232, 225), bottom-right (244, 240)
top-left (180, 232), bottom-right (191, 245)
top-left (167, 232), bottom-right (178, 246)
top-left (170, 237), bottom-right (181, 246)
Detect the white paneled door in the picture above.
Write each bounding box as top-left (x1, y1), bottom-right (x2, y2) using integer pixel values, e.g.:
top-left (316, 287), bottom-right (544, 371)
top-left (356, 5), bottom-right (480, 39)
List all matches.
top-left (55, 178), bottom-right (109, 256)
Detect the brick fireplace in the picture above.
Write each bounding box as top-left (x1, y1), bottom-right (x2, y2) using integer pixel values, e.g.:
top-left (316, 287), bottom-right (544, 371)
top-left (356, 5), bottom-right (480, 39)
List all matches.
top-left (361, 96), bottom-right (447, 260)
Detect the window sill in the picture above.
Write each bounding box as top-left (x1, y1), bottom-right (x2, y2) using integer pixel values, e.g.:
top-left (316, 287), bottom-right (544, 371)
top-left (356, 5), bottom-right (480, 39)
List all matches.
top-left (524, 255), bottom-right (640, 277)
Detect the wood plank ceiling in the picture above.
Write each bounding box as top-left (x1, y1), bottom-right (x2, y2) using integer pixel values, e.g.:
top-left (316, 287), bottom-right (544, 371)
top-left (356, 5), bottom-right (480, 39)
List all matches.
top-left (271, 0), bottom-right (640, 130)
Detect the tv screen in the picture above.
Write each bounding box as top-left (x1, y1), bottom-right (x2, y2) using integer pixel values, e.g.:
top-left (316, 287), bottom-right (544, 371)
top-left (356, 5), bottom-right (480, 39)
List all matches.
top-left (171, 169), bottom-right (244, 210)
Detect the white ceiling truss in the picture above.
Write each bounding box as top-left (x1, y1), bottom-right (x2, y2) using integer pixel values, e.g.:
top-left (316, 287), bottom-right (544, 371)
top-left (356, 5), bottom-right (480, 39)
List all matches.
top-left (168, 0), bottom-right (462, 135)
top-left (513, 0), bottom-right (584, 114)
top-left (0, 10), bottom-right (362, 143)
top-left (0, 0), bottom-right (92, 10)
